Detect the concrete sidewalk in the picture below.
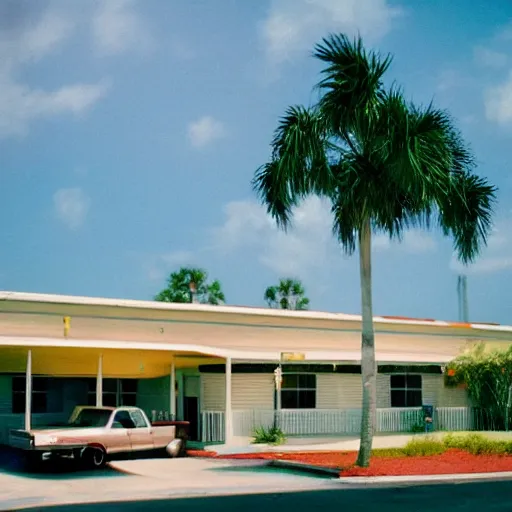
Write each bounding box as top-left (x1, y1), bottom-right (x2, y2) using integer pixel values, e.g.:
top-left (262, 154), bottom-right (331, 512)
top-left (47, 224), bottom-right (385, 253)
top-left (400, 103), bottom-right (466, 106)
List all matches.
top-left (209, 433), bottom-right (416, 455)
top-left (208, 431), bottom-right (512, 455)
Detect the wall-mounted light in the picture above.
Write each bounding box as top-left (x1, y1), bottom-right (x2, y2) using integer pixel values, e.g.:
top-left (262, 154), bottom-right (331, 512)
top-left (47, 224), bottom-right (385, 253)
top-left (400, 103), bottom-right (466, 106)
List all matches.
top-left (63, 316), bottom-right (71, 337)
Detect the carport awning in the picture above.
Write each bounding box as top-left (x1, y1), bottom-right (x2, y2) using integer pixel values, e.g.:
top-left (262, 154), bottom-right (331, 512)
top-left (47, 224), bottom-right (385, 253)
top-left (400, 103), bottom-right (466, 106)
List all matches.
top-left (0, 336), bottom-right (453, 366)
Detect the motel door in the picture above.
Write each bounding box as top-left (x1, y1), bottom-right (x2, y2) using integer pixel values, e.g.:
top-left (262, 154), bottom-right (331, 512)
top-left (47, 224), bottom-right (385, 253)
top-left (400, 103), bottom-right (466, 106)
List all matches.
top-left (183, 376), bottom-right (200, 441)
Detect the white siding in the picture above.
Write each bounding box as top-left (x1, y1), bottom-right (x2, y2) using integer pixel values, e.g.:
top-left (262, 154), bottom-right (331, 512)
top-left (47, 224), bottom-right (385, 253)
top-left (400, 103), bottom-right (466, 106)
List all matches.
top-left (201, 373), bottom-right (274, 411)
top-left (317, 374), bottom-right (363, 408)
top-left (316, 374), bottom-right (339, 408)
top-left (377, 374), bottom-right (391, 408)
top-left (201, 374), bottom-right (225, 411)
top-left (233, 374), bottom-right (273, 410)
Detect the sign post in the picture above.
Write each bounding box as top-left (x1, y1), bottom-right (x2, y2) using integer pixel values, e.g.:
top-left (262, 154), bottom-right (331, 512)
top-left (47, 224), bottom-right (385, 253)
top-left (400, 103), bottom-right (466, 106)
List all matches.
top-left (274, 366), bottom-right (283, 429)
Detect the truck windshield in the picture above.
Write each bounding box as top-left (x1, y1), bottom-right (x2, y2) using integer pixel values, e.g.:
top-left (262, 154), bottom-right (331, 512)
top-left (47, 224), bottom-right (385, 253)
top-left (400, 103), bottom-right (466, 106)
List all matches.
top-left (70, 409), bottom-right (112, 427)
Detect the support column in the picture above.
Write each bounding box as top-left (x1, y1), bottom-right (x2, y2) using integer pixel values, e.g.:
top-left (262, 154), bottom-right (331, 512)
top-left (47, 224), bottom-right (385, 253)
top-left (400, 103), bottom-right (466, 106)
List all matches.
top-left (225, 357), bottom-right (233, 444)
top-left (170, 358), bottom-right (176, 420)
top-left (25, 350), bottom-right (32, 431)
top-left (96, 354), bottom-right (103, 407)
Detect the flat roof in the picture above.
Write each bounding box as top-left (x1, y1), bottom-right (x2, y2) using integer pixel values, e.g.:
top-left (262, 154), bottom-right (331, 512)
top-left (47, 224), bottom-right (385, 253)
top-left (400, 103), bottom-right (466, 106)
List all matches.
top-left (1, 290), bottom-right (511, 333)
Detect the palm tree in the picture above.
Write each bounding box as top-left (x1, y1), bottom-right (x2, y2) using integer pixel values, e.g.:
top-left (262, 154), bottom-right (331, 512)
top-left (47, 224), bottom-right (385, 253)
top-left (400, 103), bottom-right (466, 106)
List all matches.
top-left (264, 278), bottom-right (310, 310)
top-left (155, 267), bottom-right (226, 305)
top-left (253, 34), bottom-right (496, 467)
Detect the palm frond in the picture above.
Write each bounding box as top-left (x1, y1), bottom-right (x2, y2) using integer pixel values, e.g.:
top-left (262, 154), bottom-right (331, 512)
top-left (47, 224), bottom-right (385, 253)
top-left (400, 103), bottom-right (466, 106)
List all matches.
top-left (252, 107), bottom-right (333, 227)
top-left (314, 34), bottom-right (391, 137)
top-left (438, 172), bottom-right (497, 264)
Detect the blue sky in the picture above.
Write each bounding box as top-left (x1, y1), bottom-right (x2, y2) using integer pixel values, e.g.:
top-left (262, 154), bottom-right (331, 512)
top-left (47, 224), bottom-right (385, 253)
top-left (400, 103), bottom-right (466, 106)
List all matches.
top-left (1, 0), bottom-right (511, 324)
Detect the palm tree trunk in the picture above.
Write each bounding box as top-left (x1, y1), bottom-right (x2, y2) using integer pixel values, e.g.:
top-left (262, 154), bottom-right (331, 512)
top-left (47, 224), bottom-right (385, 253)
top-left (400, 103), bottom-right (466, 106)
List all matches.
top-left (355, 219), bottom-right (377, 468)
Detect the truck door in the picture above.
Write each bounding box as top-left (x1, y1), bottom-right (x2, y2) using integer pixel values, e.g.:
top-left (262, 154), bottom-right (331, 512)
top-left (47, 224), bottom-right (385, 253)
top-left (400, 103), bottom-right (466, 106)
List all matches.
top-left (127, 409), bottom-right (155, 451)
top-left (107, 410), bottom-right (132, 453)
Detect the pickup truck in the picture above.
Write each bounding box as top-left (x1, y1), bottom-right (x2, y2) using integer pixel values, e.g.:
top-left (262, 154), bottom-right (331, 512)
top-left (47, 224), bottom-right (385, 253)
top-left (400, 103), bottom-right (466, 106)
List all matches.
top-left (9, 406), bottom-right (188, 469)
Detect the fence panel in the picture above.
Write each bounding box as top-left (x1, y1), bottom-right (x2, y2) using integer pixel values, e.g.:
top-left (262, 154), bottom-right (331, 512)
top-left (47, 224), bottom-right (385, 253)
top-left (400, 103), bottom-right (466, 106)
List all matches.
top-left (201, 411), bottom-right (225, 443)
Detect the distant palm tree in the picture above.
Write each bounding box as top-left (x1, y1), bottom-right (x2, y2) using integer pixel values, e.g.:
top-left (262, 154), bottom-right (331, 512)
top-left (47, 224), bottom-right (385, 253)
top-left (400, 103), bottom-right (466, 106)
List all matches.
top-left (155, 267), bottom-right (225, 305)
top-left (253, 34), bottom-right (496, 467)
top-left (264, 278), bottom-right (310, 310)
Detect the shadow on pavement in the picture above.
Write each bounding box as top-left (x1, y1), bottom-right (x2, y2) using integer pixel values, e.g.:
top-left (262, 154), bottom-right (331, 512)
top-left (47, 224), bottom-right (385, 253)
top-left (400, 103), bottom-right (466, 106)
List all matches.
top-left (207, 462), bottom-right (333, 479)
top-left (16, 481), bottom-right (512, 512)
top-left (0, 447), bottom-right (124, 480)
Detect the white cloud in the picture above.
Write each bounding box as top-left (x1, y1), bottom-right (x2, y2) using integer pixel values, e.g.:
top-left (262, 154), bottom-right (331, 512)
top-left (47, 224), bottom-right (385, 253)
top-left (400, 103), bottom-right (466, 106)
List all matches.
top-left (0, 12), bottom-right (74, 68)
top-left (261, 0), bottom-right (402, 65)
top-left (450, 219), bottom-right (512, 275)
top-left (53, 188), bottom-right (91, 230)
top-left (0, 5), bottom-right (108, 138)
top-left (92, 0), bottom-right (152, 55)
top-left (373, 230), bottom-right (437, 254)
top-left (474, 46), bottom-right (508, 69)
top-left (485, 71), bottom-right (512, 125)
top-left (212, 197), bottom-right (437, 276)
top-left (213, 197), bottom-right (336, 275)
top-left (188, 116), bottom-right (226, 148)
top-left (0, 80), bottom-right (108, 137)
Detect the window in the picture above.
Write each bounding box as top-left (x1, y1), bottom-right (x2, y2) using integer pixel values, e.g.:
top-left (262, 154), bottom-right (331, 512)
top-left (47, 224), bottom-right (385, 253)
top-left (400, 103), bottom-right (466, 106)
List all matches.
top-left (113, 410), bottom-right (136, 429)
top-left (129, 409), bottom-right (148, 428)
top-left (86, 378), bottom-right (138, 407)
top-left (390, 375), bottom-right (422, 407)
top-left (102, 379), bottom-right (119, 407)
top-left (121, 379), bottom-right (138, 406)
top-left (281, 373), bottom-right (316, 409)
top-left (12, 377), bottom-right (49, 414)
top-left (71, 408), bottom-right (112, 427)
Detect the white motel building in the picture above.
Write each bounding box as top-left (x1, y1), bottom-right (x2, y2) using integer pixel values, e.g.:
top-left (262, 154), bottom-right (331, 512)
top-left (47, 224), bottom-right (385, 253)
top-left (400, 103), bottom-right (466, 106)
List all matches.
top-left (1, 291), bottom-right (511, 445)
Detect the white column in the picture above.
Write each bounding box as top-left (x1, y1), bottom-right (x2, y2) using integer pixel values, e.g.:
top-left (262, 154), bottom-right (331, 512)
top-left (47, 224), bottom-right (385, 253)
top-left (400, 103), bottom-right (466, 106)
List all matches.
top-left (25, 350), bottom-right (32, 431)
top-left (170, 359), bottom-right (176, 419)
top-left (96, 354), bottom-right (103, 407)
top-left (225, 357), bottom-right (233, 444)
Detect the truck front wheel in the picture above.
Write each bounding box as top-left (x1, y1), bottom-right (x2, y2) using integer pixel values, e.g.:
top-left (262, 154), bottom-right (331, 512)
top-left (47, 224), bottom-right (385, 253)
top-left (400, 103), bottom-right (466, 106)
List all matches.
top-left (82, 447), bottom-right (106, 469)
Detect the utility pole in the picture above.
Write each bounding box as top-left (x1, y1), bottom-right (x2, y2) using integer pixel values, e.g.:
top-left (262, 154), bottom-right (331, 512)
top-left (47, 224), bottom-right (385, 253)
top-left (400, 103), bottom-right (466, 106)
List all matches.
top-left (457, 275), bottom-right (469, 323)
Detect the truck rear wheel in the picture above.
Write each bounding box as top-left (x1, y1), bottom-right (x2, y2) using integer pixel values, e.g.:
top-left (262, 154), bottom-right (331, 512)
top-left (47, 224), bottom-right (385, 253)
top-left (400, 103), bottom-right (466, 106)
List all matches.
top-left (82, 447), bottom-right (106, 469)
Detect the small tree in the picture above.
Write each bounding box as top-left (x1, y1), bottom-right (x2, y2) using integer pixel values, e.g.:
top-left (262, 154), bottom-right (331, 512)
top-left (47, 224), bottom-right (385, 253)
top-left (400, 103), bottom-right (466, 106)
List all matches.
top-left (446, 344), bottom-right (512, 430)
top-left (155, 267), bottom-right (226, 305)
top-left (264, 278), bottom-right (310, 310)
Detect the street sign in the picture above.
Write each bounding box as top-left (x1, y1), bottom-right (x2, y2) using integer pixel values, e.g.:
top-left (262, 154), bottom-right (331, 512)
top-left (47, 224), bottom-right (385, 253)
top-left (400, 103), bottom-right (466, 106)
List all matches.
top-left (280, 352), bottom-right (306, 362)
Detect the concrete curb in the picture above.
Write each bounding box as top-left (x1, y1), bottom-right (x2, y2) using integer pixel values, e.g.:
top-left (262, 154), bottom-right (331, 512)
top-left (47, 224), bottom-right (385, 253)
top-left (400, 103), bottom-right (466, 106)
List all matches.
top-left (337, 471), bottom-right (512, 487)
top-left (269, 460), bottom-right (340, 477)
top-left (261, 460), bottom-right (512, 487)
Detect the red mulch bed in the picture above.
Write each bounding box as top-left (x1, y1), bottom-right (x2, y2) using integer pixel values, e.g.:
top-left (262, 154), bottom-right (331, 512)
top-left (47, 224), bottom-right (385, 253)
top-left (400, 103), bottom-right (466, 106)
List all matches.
top-left (186, 450), bottom-right (218, 458)
top-left (212, 450), bottom-right (512, 477)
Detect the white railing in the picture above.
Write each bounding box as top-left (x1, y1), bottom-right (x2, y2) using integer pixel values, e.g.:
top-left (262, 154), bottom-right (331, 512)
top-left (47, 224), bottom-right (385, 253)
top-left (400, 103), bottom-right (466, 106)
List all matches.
top-left (278, 409), bottom-right (362, 435)
top-left (377, 407), bottom-right (423, 433)
top-left (435, 407), bottom-right (472, 431)
top-left (201, 411), bottom-right (225, 443)
top-left (233, 409), bottom-right (274, 436)
top-left (200, 407), bottom-right (474, 442)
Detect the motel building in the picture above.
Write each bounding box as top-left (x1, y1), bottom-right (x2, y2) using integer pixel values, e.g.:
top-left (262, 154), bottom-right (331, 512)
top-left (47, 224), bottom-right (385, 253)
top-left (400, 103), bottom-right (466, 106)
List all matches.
top-left (1, 291), bottom-right (512, 446)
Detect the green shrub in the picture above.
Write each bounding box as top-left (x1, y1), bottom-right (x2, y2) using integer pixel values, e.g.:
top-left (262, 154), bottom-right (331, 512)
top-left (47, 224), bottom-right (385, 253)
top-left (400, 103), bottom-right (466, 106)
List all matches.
top-left (443, 433), bottom-right (512, 455)
top-left (252, 426), bottom-right (286, 445)
top-left (401, 436), bottom-right (446, 456)
top-left (410, 423), bottom-right (426, 433)
top-left (371, 448), bottom-right (404, 458)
